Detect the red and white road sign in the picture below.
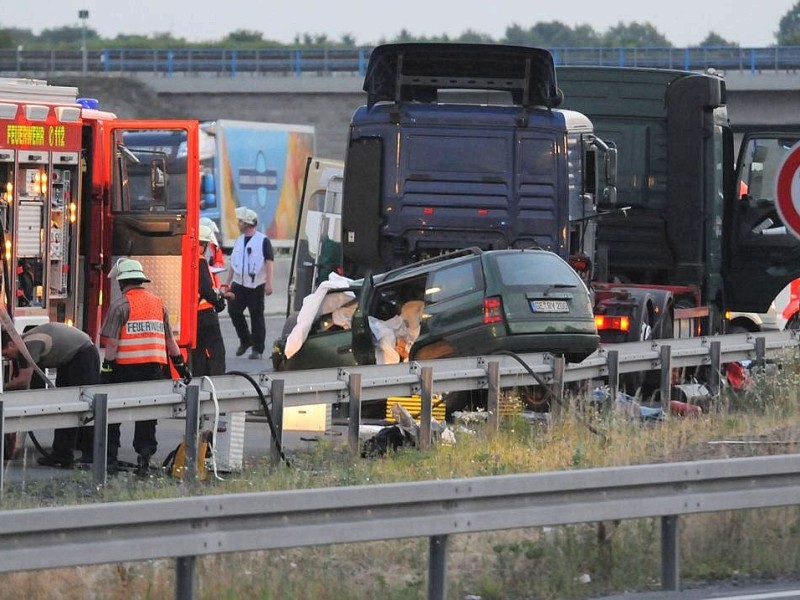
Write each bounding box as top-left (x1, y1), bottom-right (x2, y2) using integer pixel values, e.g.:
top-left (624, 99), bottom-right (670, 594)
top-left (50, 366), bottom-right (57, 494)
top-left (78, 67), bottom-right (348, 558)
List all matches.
top-left (775, 141), bottom-right (800, 240)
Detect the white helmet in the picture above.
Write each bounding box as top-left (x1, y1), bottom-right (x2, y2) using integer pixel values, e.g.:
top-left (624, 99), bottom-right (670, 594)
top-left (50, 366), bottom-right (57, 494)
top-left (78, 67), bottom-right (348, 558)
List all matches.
top-left (199, 217), bottom-right (220, 234)
top-left (199, 225), bottom-right (214, 244)
top-left (235, 206), bottom-right (258, 226)
top-left (111, 258), bottom-right (151, 282)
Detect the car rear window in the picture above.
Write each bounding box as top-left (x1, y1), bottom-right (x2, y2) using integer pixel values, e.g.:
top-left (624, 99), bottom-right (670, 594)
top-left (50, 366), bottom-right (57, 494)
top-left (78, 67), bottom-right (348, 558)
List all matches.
top-left (425, 259), bottom-right (482, 303)
top-left (494, 252), bottom-right (583, 286)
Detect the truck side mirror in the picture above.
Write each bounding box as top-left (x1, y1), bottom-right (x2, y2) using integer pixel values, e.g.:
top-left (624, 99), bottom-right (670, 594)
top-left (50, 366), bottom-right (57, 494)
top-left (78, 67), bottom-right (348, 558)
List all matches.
top-left (150, 158), bottom-right (167, 210)
top-left (605, 147), bottom-right (617, 187)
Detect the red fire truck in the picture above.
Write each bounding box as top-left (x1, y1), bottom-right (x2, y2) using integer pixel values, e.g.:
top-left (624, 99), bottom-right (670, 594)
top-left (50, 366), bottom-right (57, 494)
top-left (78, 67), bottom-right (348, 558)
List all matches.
top-left (0, 77), bottom-right (199, 347)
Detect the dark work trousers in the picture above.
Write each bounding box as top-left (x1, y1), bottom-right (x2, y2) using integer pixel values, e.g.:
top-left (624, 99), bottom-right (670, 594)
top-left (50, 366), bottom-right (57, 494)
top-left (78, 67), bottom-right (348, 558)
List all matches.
top-left (228, 282), bottom-right (266, 353)
top-left (107, 362), bottom-right (168, 460)
top-left (47, 344), bottom-right (101, 462)
top-left (191, 308), bottom-right (226, 376)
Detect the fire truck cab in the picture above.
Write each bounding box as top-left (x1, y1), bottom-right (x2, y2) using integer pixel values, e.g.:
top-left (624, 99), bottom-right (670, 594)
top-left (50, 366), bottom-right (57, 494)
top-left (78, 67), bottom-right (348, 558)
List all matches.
top-left (0, 77), bottom-right (199, 347)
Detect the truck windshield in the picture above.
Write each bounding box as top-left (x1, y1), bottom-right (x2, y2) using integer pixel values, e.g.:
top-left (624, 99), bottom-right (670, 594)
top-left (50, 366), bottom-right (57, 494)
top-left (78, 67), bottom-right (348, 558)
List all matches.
top-left (113, 129), bottom-right (189, 213)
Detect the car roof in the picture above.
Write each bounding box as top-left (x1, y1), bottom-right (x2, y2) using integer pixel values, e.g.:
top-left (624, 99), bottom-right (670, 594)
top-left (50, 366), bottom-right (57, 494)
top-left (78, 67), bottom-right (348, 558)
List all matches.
top-left (378, 247), bottom-right (555, 283)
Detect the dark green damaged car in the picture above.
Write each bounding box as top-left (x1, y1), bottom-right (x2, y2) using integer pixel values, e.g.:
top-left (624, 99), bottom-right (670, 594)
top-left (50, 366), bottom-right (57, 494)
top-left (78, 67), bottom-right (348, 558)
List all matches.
top-left (272, 248), bottom-right (598, 373)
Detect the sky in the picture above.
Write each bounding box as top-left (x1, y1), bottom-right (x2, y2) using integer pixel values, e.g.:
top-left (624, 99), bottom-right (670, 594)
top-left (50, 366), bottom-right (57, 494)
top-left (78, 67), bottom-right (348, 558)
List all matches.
top-left (4, 0), bottom-right (797, 47)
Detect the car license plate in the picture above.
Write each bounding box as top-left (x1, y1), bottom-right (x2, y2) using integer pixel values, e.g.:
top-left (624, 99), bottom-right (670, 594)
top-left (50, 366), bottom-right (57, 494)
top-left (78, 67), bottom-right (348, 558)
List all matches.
top-left (530, 299), bottom-right (569, 313)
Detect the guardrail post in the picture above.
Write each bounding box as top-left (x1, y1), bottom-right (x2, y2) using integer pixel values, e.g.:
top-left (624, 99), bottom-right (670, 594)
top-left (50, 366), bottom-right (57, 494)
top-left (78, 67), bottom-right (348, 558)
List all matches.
top-left (551, 356), bottom-right (566, 420)
top-left (755, 336), bottom-right (766, 371)
top-left (184, 385), bottom-right (200, 483)
top-left (92, 393), bottom-right (108, 487)
top-left (709, 341), bottom-right (722, 397)
top-left (294, 50), bottom-right (302, 76)
top-left (487, 361), bottom-right (500, 431)
top-left (348, 373), bottom-right (361, 456)
top-left (270, 379), bottom-right (285, 467)
top-left (419, 366), bottom-right (433, 450)
top-left (175, 555), bottom-right (197, 600)
top-left (428, 534), bottom-right (449, 600)
top-left (661, 515), bottom-right (680, 591)
top-left (660, 345), bottom-right (672, 413)
top-left (607, 350), bottom-right (619, 409)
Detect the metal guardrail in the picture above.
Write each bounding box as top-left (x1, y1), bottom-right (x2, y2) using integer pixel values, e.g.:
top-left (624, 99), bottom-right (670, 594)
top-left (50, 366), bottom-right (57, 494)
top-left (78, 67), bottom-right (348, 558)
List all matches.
top-left (1, 453), bottom-right (799, 599)
top-left (0, 330), bottom-right (795, 432)
top-left (0, 330), bottom-right (797, 485)
top-left (3, 46), bottom-right (800, 77)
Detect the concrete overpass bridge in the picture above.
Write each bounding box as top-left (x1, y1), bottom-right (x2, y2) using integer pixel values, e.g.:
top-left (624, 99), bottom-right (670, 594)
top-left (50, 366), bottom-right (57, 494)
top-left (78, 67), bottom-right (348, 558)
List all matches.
top-left (118, 70), bottom-right (800, 160)
top-left (18, 68), bottom-right (800, 161)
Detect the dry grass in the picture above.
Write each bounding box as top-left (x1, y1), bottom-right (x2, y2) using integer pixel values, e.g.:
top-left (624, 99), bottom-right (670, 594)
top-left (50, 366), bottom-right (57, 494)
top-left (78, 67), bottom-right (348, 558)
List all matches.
top-left (2, 354), bottom-right (800, 599)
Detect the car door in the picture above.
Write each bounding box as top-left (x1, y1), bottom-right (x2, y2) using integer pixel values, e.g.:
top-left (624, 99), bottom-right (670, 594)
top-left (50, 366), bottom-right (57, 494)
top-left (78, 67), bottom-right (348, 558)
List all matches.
top-left (351, 273), bottom-right (376, 365)
top-left (724, 132), bottom-right (800, 313)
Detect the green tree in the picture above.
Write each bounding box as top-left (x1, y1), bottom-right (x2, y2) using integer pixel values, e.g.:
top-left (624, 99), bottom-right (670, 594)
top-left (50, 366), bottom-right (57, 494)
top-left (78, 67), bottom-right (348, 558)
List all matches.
top-left (503, 23), bottom-right (529, 46)
top-left (393, 29), bottom-right (416, 43)
top-left (104, 33), bottom-right (189, 48)
top-left (0, 27), bottom-right (35, 48)
top-left (39, 25), bottom-right (100, 47)
top-left (0, 29), bottom-right (13, 49)
top-left (572, 25), bottom-right (603, 46)
top-left (501, 22), bottom-right (601, 47)
top-left (778, 2), bottom-right (800, 44)
top-left (602, 22), bottom-right (672, 47)
top-left (223, 29), bottom-right (263, 44)
top-left (529, 21), bottom-right (575, 46)
top-left (698, 32), bottom-right (738, 47)
top-left (454, 29), bottom-right (494, 44)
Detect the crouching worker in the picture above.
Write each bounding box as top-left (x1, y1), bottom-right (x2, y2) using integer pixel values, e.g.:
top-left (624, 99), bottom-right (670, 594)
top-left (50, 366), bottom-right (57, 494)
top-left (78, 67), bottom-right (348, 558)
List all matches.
top-left (100, 258), bottom-right (191, 476)
top-left (1, 323), bottom-right (100, 468)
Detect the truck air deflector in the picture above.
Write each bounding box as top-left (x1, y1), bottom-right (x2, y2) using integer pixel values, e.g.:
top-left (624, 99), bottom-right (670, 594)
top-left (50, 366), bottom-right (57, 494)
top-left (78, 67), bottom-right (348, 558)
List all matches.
top-left (363, 44), bottom-right (561, 109)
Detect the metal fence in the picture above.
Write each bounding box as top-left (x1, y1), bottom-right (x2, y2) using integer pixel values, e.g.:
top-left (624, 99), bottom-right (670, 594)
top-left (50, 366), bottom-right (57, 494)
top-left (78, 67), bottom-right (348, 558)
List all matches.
top-left (1, 450), bottom-right (799, 599)
top-left (2, 46), bottom-right (800, 77)
top-left (1, 330), bottom-right (797, 490)
top-left (1, 330), bottom-right (799, 598)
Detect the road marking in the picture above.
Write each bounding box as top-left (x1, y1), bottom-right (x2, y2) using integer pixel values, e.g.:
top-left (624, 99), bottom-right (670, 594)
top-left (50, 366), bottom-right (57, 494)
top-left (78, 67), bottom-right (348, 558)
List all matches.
top-left (711, 590), bottom-right (800, 600)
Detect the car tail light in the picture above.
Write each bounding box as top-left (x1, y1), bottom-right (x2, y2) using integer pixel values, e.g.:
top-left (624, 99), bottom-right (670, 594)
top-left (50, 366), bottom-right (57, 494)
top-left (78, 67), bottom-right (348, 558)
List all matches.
top-left (484, 296), bottom-right (504, 324)
top-left (595, 315), bottom-right (630, 331)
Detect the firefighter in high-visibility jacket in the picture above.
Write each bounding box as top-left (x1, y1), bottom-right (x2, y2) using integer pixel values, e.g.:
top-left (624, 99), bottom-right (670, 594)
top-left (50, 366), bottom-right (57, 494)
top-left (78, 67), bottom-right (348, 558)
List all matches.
top-left (200, 217), bottom-right (225, 276)
top-left (99, 258), bottom-right (191, 476)
top-left (191, 225), bottom-right (227, 376)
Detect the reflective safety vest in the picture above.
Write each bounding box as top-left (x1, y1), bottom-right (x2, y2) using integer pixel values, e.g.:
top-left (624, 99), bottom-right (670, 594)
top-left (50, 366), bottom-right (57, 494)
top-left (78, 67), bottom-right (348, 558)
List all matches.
top-left (116, 288), bottom-right (168, 365)
top-left (198, 259), bottom-right (217, 312)
top-left (230, 231), bottom-right (267, 288)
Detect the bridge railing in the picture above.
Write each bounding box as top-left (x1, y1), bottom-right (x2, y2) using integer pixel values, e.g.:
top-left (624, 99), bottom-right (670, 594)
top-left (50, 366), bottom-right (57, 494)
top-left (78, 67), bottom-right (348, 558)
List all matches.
top-left (1, 46), bottom-right (800, 77)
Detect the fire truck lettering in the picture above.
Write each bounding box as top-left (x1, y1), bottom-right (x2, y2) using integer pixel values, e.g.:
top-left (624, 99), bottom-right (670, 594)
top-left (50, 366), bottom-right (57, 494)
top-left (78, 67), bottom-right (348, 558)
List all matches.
top-left (48, 125), bottom-right (66, 147)
top-left (7, 124), bottom-right (45, 146)
top-left (126, 320), bottom-right (165, 334)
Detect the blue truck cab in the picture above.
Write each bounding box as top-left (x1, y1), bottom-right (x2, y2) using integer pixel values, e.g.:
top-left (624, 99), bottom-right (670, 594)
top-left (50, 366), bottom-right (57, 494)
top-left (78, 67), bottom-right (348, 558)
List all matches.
top-left (340, 44), bottom-right (574, 277)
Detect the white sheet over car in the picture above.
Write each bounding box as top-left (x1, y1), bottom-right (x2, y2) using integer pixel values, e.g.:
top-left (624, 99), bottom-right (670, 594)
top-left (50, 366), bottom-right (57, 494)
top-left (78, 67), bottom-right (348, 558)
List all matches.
top-left (284, 273), bottom-right (356, 359)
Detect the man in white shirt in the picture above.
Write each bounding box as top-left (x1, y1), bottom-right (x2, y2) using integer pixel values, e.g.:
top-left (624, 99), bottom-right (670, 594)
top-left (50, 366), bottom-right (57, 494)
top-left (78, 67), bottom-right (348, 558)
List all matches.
top-left (225, 207), bottom-right (274, 359)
